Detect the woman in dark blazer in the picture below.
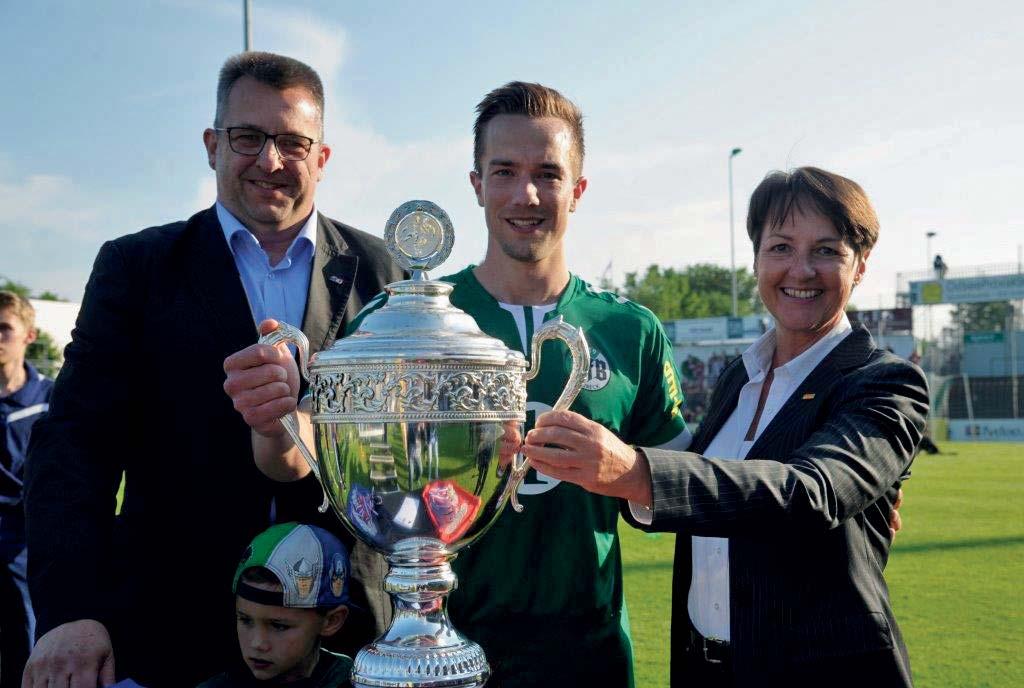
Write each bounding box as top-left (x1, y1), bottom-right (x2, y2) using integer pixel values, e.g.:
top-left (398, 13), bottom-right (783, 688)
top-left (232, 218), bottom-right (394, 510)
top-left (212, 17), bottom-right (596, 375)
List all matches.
top-left (525, 167), bottom-right (928, 686)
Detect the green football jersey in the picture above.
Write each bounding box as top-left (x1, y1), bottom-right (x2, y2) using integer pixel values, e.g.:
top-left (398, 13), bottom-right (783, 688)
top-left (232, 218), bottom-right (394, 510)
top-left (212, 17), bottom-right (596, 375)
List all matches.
top-left (346, 267), bottom-right (687, 686)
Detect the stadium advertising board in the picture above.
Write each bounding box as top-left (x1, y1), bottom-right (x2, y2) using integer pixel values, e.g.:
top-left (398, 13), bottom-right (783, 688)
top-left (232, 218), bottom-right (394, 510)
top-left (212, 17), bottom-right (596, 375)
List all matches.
top-left (909, 273), bottom-right (1024, 305)
top-left (948, 419), bottom-right (1024, 442)
top-left (964, 331), bottom-right (1004, 344)
top-left (670, 316), bottom-right (742, 342)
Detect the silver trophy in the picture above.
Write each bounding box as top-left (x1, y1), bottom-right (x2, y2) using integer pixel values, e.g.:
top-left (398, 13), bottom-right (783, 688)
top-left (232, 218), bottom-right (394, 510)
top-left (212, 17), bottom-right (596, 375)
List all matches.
top-left (261, 201), bottom-right (589, 687)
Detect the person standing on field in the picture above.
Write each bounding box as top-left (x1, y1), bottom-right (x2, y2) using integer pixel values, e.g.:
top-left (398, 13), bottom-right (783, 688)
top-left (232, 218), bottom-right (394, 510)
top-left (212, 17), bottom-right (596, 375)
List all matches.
top-left (22, 52), bottom-right (403, 688)
top-left (0, 292), bottom-right (53, 688)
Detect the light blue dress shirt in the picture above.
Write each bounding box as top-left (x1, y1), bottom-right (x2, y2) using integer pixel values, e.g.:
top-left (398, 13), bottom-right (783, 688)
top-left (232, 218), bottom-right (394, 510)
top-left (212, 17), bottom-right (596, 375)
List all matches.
top-left (216, 202), bottom-right (317, 329)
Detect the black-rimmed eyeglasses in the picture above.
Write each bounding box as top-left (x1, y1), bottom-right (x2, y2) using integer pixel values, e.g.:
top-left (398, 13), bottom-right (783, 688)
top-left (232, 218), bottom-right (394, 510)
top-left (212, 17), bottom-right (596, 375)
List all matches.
top-left (213, 127), bottom-right (319, 161)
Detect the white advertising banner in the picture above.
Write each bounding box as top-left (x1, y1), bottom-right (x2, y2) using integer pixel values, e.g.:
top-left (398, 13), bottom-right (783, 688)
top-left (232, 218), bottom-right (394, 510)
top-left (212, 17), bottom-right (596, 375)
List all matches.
top-left (948, 419), bottom-right (1024, 442)
top-left (670, 317), bottom-right (730, 342)
top-left (909, 273), bottom-right (1024, 305)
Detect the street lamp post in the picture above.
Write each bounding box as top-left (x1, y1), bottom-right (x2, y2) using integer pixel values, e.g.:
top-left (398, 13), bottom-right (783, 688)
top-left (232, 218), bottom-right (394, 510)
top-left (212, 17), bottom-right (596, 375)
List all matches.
top-left (924, 230), bottom-right (938, 372)
top-left (729, 147), bottom-right (743, 317)
top-left (243, 0), bottom-right (252, 51)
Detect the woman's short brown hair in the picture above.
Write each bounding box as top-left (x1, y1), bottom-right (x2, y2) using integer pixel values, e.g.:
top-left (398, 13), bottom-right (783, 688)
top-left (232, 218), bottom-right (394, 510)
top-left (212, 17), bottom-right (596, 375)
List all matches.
top-left (746, 166), bottom-right (879, 258)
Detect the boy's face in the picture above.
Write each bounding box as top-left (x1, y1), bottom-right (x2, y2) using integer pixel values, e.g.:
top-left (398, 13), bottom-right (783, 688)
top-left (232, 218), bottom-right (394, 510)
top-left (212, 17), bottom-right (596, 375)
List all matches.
top-left (0, 307), bottom-right (35, 367)
top-left (235, 593), bottom-right (344, 683)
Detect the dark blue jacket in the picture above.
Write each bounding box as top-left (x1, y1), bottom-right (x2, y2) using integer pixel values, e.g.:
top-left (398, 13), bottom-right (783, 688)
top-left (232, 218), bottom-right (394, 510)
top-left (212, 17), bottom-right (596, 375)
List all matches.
top-left (1, 362), bottom-right (53, 558)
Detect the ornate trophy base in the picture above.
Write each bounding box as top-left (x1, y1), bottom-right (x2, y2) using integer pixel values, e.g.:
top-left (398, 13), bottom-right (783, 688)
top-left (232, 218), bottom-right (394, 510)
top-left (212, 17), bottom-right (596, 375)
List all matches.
top-left (351, 539), bottom-right (489, 688)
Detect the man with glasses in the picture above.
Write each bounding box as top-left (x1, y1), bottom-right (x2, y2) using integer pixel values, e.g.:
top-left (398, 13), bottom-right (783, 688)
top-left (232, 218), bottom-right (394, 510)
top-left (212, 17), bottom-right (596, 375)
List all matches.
top-left (22, 52), bottom-right (402, 688)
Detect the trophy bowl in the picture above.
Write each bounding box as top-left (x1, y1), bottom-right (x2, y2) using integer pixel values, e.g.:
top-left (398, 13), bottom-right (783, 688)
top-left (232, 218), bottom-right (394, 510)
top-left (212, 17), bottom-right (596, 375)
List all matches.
top-left (261, 201), bottom-right (589, 687)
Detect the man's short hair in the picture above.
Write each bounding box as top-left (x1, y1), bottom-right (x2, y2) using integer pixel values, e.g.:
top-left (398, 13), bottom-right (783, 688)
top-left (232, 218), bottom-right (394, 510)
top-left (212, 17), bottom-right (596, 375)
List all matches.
top-left (215, 51), bottom-right (325, 135)
top-left (473, 82), bottom-right (585, 177)
top-left (746, 166), bottom-right (880, 259)
top-left (0, 291), bottom-right (35, 330)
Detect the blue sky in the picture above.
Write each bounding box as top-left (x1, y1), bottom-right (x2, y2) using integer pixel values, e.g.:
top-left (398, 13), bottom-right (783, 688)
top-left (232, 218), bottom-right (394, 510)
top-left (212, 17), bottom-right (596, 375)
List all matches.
top-left (1, 0), bottom-right (1021, 320)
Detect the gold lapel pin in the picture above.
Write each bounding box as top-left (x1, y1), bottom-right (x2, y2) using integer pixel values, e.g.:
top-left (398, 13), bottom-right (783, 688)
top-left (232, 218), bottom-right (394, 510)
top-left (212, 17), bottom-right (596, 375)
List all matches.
top-left (801, 393), bottom-right (816, 400)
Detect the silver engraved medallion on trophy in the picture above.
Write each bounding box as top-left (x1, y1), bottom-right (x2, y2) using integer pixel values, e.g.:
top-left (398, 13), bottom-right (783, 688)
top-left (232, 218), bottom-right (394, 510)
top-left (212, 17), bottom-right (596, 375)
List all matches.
top-left (261, 201), bottom-right (589, 687)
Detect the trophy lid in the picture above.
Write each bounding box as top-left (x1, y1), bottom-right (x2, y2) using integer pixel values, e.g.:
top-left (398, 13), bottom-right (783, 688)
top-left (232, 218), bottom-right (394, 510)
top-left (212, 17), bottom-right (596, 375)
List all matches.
top-left (310, 201), bottom-right (526, 371)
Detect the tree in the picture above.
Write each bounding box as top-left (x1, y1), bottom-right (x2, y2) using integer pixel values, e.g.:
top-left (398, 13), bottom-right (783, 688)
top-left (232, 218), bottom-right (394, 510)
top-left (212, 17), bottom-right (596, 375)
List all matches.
top-left (953, 301), bottom-right (1014, 333)
top-left (27, 330), bottom-right (63, 377)
top-left (0, 276), bottom-right (63, 301)
top-left (620, 263), bottom-right (762, 321)
top-left (0, 276), bottom-right (31, 298)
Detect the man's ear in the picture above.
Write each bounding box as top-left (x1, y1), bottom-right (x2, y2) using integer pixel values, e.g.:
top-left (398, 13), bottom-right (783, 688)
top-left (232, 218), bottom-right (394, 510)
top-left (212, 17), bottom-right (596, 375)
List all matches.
top-left (469, 170), bottom-right (484, 208)
top-left (320, 605), bottom-right (349, 637)
top-left (25, 327), bottom-right (37, 346)
top-left (203, 129), bottom-right (218, 171)
top-left (570, 176), bottom-right (588, 212)
top-left (315, 143), bottom-right (332, 181)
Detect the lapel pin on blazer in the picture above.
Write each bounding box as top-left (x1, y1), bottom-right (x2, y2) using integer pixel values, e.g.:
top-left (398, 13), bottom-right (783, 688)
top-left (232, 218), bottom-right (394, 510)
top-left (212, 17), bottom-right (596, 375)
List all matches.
top-left (801, 392), bottom-right (816, 400)
top-left (328, 275), bottom-right (346, 285)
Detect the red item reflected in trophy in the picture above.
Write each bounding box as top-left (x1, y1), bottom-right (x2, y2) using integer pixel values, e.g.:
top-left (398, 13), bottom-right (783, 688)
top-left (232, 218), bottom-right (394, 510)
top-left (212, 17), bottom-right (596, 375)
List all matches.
top-left (422, 480), bottom-right (482, 544)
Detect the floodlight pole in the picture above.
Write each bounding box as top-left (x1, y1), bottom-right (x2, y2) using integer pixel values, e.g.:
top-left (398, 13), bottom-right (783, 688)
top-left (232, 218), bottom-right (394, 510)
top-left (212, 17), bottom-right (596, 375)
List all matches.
top-left (243, 0), bottom-right (252, 51)
top-left (925, 230), bottom-right (937, 369)
top-left (729, 147), bottom-right (743, 317)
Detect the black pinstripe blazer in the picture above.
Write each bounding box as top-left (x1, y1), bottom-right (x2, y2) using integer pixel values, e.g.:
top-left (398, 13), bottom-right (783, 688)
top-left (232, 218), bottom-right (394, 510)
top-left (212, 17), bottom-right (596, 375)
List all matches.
top-left (633, 325), bottom-right (928, 686)
top-left (25, 207), bottom-right (404, 686)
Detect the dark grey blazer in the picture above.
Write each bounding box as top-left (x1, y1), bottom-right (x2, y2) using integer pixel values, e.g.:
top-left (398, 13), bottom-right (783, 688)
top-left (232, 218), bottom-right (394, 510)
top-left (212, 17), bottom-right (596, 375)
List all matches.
top-left (633, 326), bottom-right (928, 686)
top-left (25, 206), bottom-right (404, 687)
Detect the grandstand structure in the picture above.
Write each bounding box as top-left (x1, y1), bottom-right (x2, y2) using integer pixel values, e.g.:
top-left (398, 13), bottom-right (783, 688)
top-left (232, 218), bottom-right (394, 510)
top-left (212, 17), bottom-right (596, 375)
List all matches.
top-left (896, 262), bottom-right (1024, 442)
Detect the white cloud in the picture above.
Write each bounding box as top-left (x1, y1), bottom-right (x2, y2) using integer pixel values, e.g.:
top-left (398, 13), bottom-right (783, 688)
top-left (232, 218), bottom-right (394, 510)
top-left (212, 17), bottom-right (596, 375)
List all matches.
top-left (314, 124), bottom-right (488, 270)
top-left (166, 0), bottom-right (348, 87)
top-left (0, 173), bottom-right (102, 235)
top-left (824, 125), bottom-right (968, 174)
top-left (596, 141), bottom-right (714, 173)
top-left (256, 7), bottom-right (347, 87)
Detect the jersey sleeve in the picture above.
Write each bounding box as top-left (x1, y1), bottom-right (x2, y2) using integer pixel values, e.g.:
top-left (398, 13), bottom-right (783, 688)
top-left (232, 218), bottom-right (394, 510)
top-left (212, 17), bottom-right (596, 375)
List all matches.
top-left (343, 291), bottom-right (390, 337)
top-left (624, 318), bottom-right (688, 446)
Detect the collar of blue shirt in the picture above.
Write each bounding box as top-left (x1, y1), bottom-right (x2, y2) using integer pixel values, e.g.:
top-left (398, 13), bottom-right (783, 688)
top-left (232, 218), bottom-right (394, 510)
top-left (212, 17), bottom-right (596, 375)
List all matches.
top-left (215, 201), bottom-right (318, 264)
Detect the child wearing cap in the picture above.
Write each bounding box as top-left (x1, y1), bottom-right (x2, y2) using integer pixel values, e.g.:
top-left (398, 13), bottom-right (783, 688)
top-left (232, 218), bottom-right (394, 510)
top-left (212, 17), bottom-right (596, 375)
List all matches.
top-left (198, 523), bottom-right (354, 687)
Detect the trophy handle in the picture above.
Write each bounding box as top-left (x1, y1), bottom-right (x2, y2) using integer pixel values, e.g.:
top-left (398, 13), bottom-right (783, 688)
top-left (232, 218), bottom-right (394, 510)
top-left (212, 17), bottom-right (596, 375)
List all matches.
top-left (257, 322), bottom-right (330, 513)
top-left (506, 316), bottom-right (591, 513)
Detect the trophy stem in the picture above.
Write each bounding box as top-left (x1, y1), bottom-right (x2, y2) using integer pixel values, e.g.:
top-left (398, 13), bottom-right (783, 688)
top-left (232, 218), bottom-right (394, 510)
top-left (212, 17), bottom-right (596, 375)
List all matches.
top-left (351, 538), bottom-right (489, 688)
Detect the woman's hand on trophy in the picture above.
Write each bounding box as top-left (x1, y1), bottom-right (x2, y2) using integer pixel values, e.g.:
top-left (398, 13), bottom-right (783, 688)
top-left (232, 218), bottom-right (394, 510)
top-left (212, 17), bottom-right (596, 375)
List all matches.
top-left (524, 410), bottom-right (653, 507)
top-left (223, 319), bottom-right (301, 438)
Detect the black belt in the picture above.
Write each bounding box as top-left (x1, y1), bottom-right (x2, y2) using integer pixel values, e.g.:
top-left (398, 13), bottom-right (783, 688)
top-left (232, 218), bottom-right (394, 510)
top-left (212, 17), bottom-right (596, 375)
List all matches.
top-left (687, 629), bottom-right (732, 665)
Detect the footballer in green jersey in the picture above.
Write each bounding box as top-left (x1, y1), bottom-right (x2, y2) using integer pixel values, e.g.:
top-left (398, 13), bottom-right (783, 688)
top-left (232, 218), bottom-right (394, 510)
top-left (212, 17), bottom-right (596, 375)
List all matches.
top-left (346, 266), bottom-right (689, 686)
top-left (240, 81), bottom-right (690, 688)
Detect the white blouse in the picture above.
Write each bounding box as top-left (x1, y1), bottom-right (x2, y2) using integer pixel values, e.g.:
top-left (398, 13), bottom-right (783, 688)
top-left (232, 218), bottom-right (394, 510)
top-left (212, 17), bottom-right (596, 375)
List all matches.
top-left (687, 315), bottom-right (853, 641)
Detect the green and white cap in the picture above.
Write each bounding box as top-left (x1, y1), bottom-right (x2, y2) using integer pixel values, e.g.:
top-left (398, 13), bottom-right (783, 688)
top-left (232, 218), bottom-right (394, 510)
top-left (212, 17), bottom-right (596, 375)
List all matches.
top-left (233, 522), bottom-right (351, 609)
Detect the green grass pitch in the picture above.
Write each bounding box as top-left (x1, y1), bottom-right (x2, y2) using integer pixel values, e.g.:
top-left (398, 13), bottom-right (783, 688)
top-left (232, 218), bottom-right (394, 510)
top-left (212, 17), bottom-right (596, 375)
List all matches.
top-left (621, 441), bottom-right (1024, 687)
